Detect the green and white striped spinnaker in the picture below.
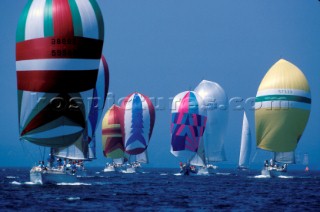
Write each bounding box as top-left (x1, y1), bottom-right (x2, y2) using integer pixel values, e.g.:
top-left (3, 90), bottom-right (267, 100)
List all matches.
top-left (255, 59), bottom-right (311, 155)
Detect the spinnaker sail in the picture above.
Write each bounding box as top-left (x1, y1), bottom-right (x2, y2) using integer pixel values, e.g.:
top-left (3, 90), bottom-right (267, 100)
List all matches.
top-left (102, 105), bottom-right (125, 161)
top-left (170, 91), bottom-right (207, 163)
top-left (255, 59), bottom-right (311, 164)
top-left (120, 92), bottom-right (155, 155)
top-left (194, 80), bottom-right (228, 163)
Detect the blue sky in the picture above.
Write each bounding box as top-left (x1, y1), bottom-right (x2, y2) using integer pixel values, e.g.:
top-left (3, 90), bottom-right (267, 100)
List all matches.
top-left (1, 0), bottom-right (319, 169)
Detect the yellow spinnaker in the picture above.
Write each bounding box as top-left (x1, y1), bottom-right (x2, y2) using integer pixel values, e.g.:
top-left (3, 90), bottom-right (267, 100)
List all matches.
top-left (255, 59), bottom-right (311, 152)
top-left (101, 105), bottom-right (125, 159)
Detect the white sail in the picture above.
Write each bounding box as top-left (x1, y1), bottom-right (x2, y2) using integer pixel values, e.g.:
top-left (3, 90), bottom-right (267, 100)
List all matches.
top-left (52, 132), bottom-right (89, 160)
top-left (194, 80), bottom-right (228, 163)
top-left (238, 112), bottom-right (252, 168)
top-left (113, 158), bottom-right (124, 165)
top-left (274, 151), bottom-right (295, 164)
top-left (135, 150), bottom-right (149, 164)
top-left (190, 138), bottom-right (206, 167)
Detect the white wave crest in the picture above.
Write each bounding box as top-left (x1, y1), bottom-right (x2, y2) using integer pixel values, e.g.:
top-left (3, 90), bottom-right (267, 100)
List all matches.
top-left (6, 176), bottom-right (18, 179)
top-left (10, 181), bottom-right (21, 185)
top-left (278, 175), bottom-right (294, 179)
top-left (66, 197), bottom-right (81, 201)
top-left (57, 182), bottom-right (91, 186)
top-left (160, 173), bottom-right (168, 176)
top-left (252, 175), bottom-right (271, 179)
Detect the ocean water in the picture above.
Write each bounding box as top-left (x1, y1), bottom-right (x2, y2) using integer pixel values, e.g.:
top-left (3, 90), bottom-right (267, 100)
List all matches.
top-left (1, 167), bottom-right (320, 211)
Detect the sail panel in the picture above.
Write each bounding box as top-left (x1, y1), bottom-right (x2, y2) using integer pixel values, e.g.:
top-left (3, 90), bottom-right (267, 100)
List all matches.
top-left (274, 151), bottom-right (295, 164)
top-left (256, 108), bottom-right (310, 152)
top-left (190, 138), bottom-right (206, 167)
top-left (194, 80), bottom-right (229, 163)
top-left (255, 59), bottom-right (311, 153)
top-left (52, 134), bottom-right (89, 160)
top-left (17, 0), bottom-right (104, 42)
top-left (88, 55), bottom-right (109, 159)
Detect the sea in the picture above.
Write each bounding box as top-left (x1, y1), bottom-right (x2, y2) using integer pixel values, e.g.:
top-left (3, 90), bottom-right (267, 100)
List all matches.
top-left (1, 167), bottom-right (320, 211)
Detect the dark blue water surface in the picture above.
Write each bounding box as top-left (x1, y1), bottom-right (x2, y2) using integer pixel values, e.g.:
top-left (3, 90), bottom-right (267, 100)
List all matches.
top-left (1, 167), bottom-right (320, 211)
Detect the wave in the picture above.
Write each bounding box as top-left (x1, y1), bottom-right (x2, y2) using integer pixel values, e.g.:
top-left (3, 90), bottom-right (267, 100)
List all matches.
top-left (160, 173), bottom-right (168, 176)
top-left (251, 175), bottom-right (271, 179)
top-left (278, 175), bottom-right (294, 179)
top-left (57, 182), bottom-right (92, 186)
top-left (10, 181), bottom-right (21, 185)
top-left (216, 172), bottom-right (231, 176)
top-left (6, 176), bottom-right (19, 179)
top-left (66, 197), bottom-right (81, 201)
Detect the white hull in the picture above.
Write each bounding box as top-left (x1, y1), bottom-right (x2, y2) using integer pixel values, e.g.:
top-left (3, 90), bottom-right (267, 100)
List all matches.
top-left (30, 167), bottom-right (77, 184)
top-left (197, 167), bottom-right (209, 175)
top-left (103, 165), bottom-right (116, 172)
top-left (261, 167), bottom-right (287, 178)
top-left (124, 166), bottom-right (136, 173)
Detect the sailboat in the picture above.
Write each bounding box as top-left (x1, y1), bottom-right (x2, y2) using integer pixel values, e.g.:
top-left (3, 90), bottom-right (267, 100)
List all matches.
top-left (16, 0), bottom-right (105, 184)
top-left (120, 92), bottom-right (155, 173)
top-left (238, 112), bottom-right (252, 170)
top-left (102, 105), bottom-right (126, 172)
top-left (194, 80), bottom-right (228, 173)
top-left (170, 91), bottom-right (207, 175)
top-left (255, 59), bottom-right (311, 177)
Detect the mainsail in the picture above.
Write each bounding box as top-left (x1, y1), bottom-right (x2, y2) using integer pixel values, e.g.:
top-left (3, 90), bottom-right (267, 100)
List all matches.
top-left (170, 91), bottom-right (207, 163)
top-left (102, 105), bottom-right (125, 161)
top-left (120, 92), bottom-right (155, 155)
top-left (238, 112), bottom-right (252, 169)
top-left (16, 0), bottom-right (104, 148)
top-left (194, 80), bottom-right (228, 163)
top-left (255, 59), bottom-right (311, 164)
